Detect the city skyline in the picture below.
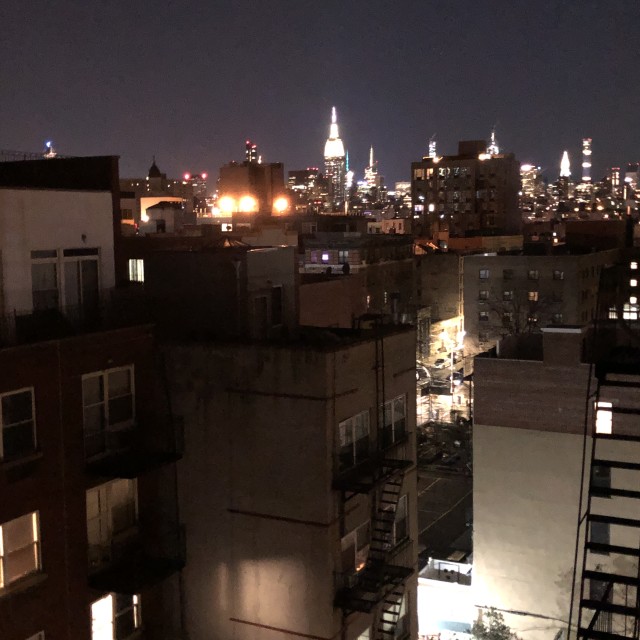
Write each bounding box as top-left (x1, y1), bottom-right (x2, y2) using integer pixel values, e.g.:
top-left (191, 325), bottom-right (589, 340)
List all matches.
top-left (2, 1), bottom-right (640, 184)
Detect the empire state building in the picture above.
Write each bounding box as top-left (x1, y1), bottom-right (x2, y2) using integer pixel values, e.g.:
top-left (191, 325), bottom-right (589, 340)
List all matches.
top-left (323, 106), bottom-right (346, 210)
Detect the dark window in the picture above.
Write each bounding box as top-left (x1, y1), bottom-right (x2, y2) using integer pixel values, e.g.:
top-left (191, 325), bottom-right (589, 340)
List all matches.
top-left (479, 311), bottom-right (489, 322)
top-left (553, 270), bottom-right (564, 280)
top-left (528, 270), bottom-right (539, 280)
top-left (1, 389), bottom-right (36, 460)
top-left (590, 521), bottom-right (610, 553)
top-left (503, 269), bottom-right (514, 280)
top-left (478, 290), bottom-right (489, 301)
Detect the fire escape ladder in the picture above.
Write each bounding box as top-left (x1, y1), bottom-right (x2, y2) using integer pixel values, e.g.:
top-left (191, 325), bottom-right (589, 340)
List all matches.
top-left (368, 473), bottom-right (404, 565)
top-left (573, 259), bottom-right (640, 640)
top-left (376, 582), bottom-right (406, 640)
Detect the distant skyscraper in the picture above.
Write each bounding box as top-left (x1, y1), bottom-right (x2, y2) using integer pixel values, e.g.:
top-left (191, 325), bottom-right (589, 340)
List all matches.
top-left (323, 106), bottom-right (346, 210)
top-left (581, 138), bottom-right (592, 182)
top-left (428, 135), bottom-right (437, 159)
top-left (560, 151), bottom-right (571, 178)
top-left (486, 127), bottom-right (499, 156)
top-left (245, 140), bottom-right (258, 164)
top-left (364, 146), bottom-right (378, 188)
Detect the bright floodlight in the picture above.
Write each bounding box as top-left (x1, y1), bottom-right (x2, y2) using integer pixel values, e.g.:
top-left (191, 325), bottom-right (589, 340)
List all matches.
top-left (239, 195), bottom-right (258, 212)
top-left (218, 196), bottom-right (236, 214)
top-left (273, 197), bottom-right (289, 214)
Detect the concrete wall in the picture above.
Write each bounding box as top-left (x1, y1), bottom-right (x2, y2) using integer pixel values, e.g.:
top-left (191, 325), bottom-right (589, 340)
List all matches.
top-left (165, 328), bottom-right (419, 640)
top-left (0, 189), bottom-right (116, 314)
top-left (299, 273), bottom-right (367, 328)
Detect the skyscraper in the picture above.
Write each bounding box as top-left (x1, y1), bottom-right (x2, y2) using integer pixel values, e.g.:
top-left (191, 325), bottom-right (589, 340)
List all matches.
top-left (581, 138), bottom-right (592, 182)
top-left (560, 150), bottom-right (571, 178)
top-left (323, 106), bottom-right (346, 210)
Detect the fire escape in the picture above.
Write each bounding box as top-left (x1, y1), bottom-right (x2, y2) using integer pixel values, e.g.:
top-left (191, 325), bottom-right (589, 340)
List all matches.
top-left (334, 322), bottom-right (414, 640)
top-left (571, 255), bottom-right (640, 640)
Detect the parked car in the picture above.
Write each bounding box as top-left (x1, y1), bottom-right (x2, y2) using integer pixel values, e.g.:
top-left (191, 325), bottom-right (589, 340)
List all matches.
top-left (433, 358), bottom-right (448, 369)
top-left (416, 363), bottom-right (431, 382)
top-left (446, 371), bottom-right (464, 385)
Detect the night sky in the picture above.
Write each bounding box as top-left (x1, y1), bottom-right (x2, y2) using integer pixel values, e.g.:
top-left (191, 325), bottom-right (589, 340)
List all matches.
top-left (2, 1), bottom-right (639, 185)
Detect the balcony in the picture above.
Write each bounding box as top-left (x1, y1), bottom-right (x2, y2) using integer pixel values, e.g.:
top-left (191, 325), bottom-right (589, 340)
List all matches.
top-left (335, 543), bottom-right (414, 613)
top-left (0, 287), bottom-right (150, 348)
top-left (88, 523), bottom-right (185, 593)
top-left (85, 419), bottom-right (184, 478)
top-left (333, 452), bottom-right (412, 494)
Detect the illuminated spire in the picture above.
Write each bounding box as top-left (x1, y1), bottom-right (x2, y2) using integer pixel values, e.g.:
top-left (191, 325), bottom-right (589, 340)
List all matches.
top-left (487, 127), bottom-right (499, 155)
top-left (560, 150), bottom-right (571, 178)
top-left (428, 135), bottom-right (437, 158)
top-left (369, 146), bottom-right (374, 168)
top-left (324, 106), bottom-right (345, 158)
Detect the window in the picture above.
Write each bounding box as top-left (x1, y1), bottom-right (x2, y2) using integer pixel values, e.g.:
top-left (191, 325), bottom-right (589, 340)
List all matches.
top-left (528, 291), bottom-right (539, 302)
top-left (393, 495), bottom-right (408, 544)
top-left (31, 261), bottom-right (59, 311)
top-left (86, 479), bottom-right (138, 569)
top-left (527, 314), bottom-right (538, 326)
top-left (528, 270), bottom-right (539, 280)
top-left (479, 269), bottom-right (489, 280)
top-left (338, 411), bottom-right (370, 472)
top-left (631, 279), bottom-right (638, 288)
top-left (503, 290), bottom-right (513, 301)
top-left (631, 261), bottom-right (638, 270)
top-left (623, 303), bottom-right (638, 320)
top-left (321, 253), bottom-right (330, 263)
top-left (83, 367), bottom-right (135, 458)
top-left (127, 259), bottom-right (144, 283)
top-left (341, 521), bottom-right (370, 575)
top-left (478, 290), bottom-right (489, 301)
top-left (310, 250), bottom-right (318, 264)
top-left (553, 270), bottom-right (564, 280)
top-left (91, 593), bottom-right (141, 640)
top-left (503, 269), bottom-right (513, 280)
top-left (502, 312), bottom-right (513, 326)
top-left (0, 512), bottom-right (41, 589)
top-left (381, 395), bottom-right (406, 448)
top-left (479, 311), bottom-right (489, 322)
top-left (590, 521), bottom-right (610, 553)
top-left (338, 250), bottom-right (349, 264)
top-left (552, 313), bottom-right (563, 324)
top-left (595, 402), bottom-right (613, 434)
top-left (1, 388), bottom-right (36, 461)
top-left (592, 464), bottom-right (611, 493)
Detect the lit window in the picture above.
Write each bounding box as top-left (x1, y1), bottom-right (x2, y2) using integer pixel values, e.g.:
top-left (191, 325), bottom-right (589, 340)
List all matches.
top-left (595, 402), bottom-right (613, 434)
top-left (127, 259), bottom-right (144, 283)
top-left (623, 303), bottom-right (638, 320)
top-left (82, 367), bottom-right (135, 459)
top-left (479, 311), bottom-right (489, 322)
top-left (608, 307), bottom-right (618, 320)
top-left (321, 253), bottom-right (330, 262)
top-left (1, 388), bottom-right (36, 461)
top-left (366, 295), bottom-right (371, 309)
top-left (528, 291), bottom-right (539, 302)
top-left (631, 261), bottom-right (638, 270)
top-left (631, 279), bottom-right (638, 288)
top-left (381, 395), bottom-right (406, 448)
top-left (630, 296), bottom-right (638, 304)
top-left (341, 521), bottom-right (370, 576)
top-left (91, 593), bottom-right (141, 640)
top-left (338, 411), bottom-right (370, 472)
top-left (0, 512), bottom-right (41, 589)
top-left (338, 250), bottom-right (349, 264)
top-left (479, 269), bottom-right (489, 280)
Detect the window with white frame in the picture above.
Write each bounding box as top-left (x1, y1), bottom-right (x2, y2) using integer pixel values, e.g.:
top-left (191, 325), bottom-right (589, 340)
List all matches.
top-left (1, 388), bottom-right (36, 461)
top-left (127, 259), bottom-right (144, 283)
top-left (86, 479), bottom-right (138, 569)
top-left (595, 402), bottom-right (613, 434)
top-left (528, 291), bottom-right (539, 302)
top-left (381, 395), bottom-right (406, 448)
top-left (0, 511), bottom-right (41, 589)
top-left (338, 411), bottom-right (370, 472)
top-left (479, 269), bottom-right (489, 280)
top-left (91, 593), bottom-right (141, 640)
top-left (341, 521), bottom-right (370, 575)
top-left (83, 367), bottom-right (135, 458)
top-left (631, 261), bottom-right (638, 270)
